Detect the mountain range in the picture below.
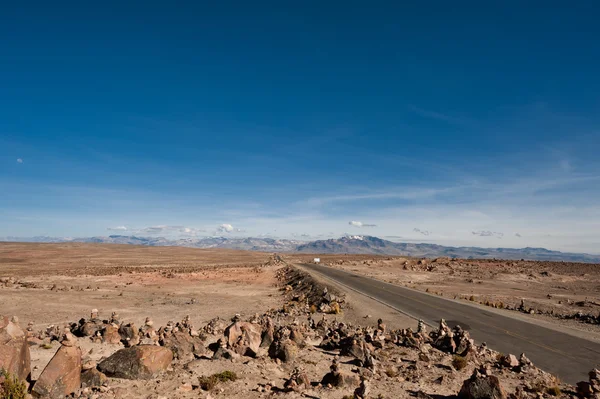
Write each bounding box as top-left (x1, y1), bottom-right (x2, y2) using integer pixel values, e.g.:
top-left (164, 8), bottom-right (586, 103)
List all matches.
top-left (1, 235), bottom-right (599, 263)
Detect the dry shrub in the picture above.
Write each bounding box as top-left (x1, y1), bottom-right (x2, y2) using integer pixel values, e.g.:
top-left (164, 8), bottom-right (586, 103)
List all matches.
top-left (452, 355), bottom-right (468, 370)
top-left (384, 367), bottom-right (399, 378)
top-left (0, 369), bottom-right (27, 399)
top-left (546, 386), bottom-right (561, 396)
top-left (198, 370), bottom-right (238, 391)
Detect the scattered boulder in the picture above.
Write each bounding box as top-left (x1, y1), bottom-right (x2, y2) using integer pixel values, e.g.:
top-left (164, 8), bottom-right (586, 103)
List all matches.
top-left (98, 345), bottom-right (173, 380)
top-left (260, 319), bottom-right (274, 348)
top-left (139, 317), bottom-right (158, 345)
top-left (269, 338), bottom-right (299, 363)
top-left (576, 369), bottom-right (600, 398)
top-left (459, 366), bottom-right (507, 399)
top-left (80, 368), bottom-right (108, 388)
top-left (118, 322), bottom-right (140, 347)
top-left (321, 358), bottom-right (360, 388)
top-left (430, 321), bottom-right (473, 356)
top-left (102, 324), bottom-right (121, 344)
top-left (224, 321), bottom-right (262, 357)
top-left (0, 315), bottom-right (31, 382)
top-left (32, 338), bottom-right (82, 399)
top-left (212, 338), bottom-right (239, 361)
top-left (284, 367), bottom-right (311, 392)
top-left (160, 330), bottom-right (204, 362)
top-left (340, 337), bottom-right (372, 366)
top-left (354, 377), bottom-right (370, 399)
top-left (500, 354), bottom-right (519, 368)
top-left (74, 309), bottom-right (104, 337)
top-left (202, 317), bottom-right (228, 336)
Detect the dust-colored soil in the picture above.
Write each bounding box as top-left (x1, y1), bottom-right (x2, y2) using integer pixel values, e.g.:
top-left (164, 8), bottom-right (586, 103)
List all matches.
top-left (0, 243), bottom-right (281, 384)
top-left (1, 243), bottom-right (596, 399)
top-left (0, 242), bottom-right (270, 276)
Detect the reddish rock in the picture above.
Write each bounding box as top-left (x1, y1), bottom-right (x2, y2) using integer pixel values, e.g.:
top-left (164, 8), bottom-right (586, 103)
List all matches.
top-left (224, 321), bottom-right (262, 357)
top-left (0, 315), bottom-right (31, 382)
top-left (98, 345), bottom-right (172, 380)
top-left (102, 325), bottom-right (121, 344)
top-left (501, 354), bottom-right (519, 368)
top-left (32, 344), bottom-right (82, 399)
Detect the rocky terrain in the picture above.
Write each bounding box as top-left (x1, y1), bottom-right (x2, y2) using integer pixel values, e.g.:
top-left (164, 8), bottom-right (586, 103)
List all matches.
top-left (3, 235), bottom-right (600, 263)
top-left (3, 261), bottom-right (600, 399)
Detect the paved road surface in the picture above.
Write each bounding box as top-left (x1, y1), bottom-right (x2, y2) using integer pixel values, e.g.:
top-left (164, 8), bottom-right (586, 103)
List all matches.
top-left (301, 263), bottom-right (600, 384)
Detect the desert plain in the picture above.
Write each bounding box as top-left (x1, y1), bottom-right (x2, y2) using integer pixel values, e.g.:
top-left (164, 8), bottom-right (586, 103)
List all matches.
top-left (1, 242), bottom-right (599, 399)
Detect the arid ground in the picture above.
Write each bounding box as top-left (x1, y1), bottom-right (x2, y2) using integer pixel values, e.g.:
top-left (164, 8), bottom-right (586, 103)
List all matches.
top-left (1, 243), bottom-right (599, 399)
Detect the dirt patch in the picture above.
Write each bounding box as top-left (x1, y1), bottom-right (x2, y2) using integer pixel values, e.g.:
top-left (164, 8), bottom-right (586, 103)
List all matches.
top-left (1, 244), bottom-right (596, 399)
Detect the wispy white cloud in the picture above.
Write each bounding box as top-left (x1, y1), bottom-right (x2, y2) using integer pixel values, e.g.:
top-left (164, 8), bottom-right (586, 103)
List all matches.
top-left (3, 115), bottom-right (599, 254)
top-left (216, 223), bottom-right (239, 234)
top-left (472, 230), bottom-right (504, 238)
top-left (349, 220), bottom-right (376, 228)
top-left (303, 187), bottom-right (456, 208)
top-left (16, 158), bottom-right (23, 164)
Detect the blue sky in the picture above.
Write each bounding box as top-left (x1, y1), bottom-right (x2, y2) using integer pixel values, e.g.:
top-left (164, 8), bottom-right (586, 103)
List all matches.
top-left (1, 2), bottom-right (599, 252)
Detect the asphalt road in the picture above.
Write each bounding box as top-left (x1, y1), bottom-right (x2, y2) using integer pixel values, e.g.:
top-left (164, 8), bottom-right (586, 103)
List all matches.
top-left (300, 263), bottom-right (600, 384)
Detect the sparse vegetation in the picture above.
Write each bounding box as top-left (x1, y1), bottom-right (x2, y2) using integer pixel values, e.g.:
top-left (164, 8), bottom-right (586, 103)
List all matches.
top-left (546, 386), bottom-right (561, 396)
top-left (41, 343), bottom-right (53, 349)
top-left (469, 295), bottom-right (475, 301)
top-left (452, 355), bottom-right (468, 370)
top-left (309, 304), bottom-right (317, 313)
top-left (0, 369), bottom-right (27, 399)
top-left (384, 367), bottom-right (399, 378)
top-left (198, 370), bottom-right (238, 391)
